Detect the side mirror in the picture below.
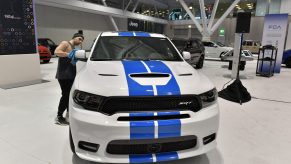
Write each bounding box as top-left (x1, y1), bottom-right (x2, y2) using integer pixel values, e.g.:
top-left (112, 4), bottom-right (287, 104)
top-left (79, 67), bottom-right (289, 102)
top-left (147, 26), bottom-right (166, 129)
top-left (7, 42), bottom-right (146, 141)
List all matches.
top-left (75, 50), bottom-right (89, 62)
top-left (182, 51), bottom-right (191, 60)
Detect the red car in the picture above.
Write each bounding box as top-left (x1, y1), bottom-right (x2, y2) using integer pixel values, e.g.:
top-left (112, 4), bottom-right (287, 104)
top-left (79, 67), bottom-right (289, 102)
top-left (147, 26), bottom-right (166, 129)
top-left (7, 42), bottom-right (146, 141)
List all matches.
top-left (38, 44), bottom-right (51, 63)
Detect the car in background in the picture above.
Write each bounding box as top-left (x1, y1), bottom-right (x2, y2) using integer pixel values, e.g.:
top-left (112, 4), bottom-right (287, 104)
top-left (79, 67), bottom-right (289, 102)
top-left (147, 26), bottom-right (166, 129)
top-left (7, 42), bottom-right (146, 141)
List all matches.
top-left (242, 40), bottom-right (261, 54)
top-left (69, 31), bottom-right (219, 163)
top-left (221, 50), bottom-right (254, 71)
top-left (172, 38), bottom-right (205, 69)
top-left (38, 44), bottom-right (51, 63)
top-left (38, 38), bottom-right (58, 55)
top-left (282, 49), bottom-right (291, 68)
top-left (202, 41), bottom-right (233, 59)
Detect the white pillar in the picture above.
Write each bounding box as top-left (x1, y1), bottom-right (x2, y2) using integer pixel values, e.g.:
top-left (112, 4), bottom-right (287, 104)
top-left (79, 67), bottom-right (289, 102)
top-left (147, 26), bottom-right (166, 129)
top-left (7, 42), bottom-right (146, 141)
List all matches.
top-left (231, 33), bottom-right (242, 79)
top-left (101, 0), bottom-right (119, 31)
top-left (178, 0), bottom-right (203, 33)
top-left (208, 0), bottom-right (220, 30)
top-left (210, 0), bottom-right (240, 35)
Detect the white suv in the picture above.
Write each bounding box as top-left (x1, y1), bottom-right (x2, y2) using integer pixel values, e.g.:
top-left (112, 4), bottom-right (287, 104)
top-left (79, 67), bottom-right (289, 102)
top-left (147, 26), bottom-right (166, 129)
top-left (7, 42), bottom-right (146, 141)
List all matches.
top-left (203, 41), bottom-right (233, 59)
top-left (69, 31), bottom-right (219, 163)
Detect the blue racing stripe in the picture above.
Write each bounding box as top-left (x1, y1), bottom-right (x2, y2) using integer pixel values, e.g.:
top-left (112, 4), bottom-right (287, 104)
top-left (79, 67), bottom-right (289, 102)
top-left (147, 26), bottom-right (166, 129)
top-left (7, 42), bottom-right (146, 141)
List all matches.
top-left (144, 61), bottom-right (180, 95)
top-left (157, 119), bottom-right (181, 138)
top-left (129, 154), bottom-right (153, 163)
top-left (156, 152), bottom-right (179, 162)
top-left (130, 120), bottom-right (155, 139)
top-left (122, 61), bottom-right (154, 96)
top-left (157, 111), bottom-right (181, 138)
top-left (130, 112), bottom-right (155, 139)
top-left (134, 32), bottom-right (150, 37)
top-left (157, 111), bottom-right (181, 116)
top-left (118, 31), bottom-right (134, 36)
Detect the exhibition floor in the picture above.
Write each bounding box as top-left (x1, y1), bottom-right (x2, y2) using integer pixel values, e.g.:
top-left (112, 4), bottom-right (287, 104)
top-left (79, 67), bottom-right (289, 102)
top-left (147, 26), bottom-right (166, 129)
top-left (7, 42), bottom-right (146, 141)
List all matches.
top-left (0, 58), bottom-right (291, 164)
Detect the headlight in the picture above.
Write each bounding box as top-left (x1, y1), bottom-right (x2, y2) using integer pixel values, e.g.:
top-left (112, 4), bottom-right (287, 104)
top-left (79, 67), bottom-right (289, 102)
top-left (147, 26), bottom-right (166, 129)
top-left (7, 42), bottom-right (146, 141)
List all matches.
top-left (73, 90), bottom-right (104, 111)
top-left (199, 88), bottom-right (217, 108)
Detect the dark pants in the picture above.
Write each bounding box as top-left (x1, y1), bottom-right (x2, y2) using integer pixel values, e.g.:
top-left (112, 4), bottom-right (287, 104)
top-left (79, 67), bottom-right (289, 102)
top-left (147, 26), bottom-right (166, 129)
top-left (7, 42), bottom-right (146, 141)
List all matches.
top-left (57, 79), bottom-right (74, 117)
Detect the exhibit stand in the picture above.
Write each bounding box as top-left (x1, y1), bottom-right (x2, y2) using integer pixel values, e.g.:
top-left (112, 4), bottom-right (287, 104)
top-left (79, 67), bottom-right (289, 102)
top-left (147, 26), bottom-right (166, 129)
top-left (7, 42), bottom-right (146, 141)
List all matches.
top-left (0, 0), bottom-right (41, 89)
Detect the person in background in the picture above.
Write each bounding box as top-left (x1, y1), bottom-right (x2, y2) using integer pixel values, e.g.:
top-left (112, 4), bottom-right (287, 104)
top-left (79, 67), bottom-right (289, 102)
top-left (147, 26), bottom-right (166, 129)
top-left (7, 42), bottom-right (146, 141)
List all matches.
top-left (54, 33), bottom-right (84, 125)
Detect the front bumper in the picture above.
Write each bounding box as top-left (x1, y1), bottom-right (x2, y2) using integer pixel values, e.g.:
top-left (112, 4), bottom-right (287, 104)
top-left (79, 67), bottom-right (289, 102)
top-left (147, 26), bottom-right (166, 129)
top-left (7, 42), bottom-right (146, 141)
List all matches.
top-left (69, 100), bottom-right (219, 163)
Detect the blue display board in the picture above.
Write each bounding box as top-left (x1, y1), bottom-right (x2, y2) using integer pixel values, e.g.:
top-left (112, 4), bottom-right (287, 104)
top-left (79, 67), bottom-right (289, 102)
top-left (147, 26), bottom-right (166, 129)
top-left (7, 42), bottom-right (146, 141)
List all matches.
top-left (261, 14), bottom-right (289, 73)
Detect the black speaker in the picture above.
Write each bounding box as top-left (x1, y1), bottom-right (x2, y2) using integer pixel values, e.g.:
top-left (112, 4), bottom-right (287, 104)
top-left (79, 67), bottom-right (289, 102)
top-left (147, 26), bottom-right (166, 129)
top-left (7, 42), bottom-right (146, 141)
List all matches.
top-left (236, 12), bottom-right (251, 33)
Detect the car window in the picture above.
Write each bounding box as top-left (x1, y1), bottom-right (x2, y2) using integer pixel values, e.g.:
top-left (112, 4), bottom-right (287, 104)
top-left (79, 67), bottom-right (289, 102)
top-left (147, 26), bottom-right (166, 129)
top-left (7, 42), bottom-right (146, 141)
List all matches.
top-left (172, 40), bottom-right (185, 47)
top-left (186, 41), bottom-right (193, 49)
top-left (192, 41), bottom-right (199, 48)
top-left (47, 39), bottom-right (55, 46)
top-left (91, 36), bottom-right (183, 61)
top-left (255, 42), bottom-right (260, 46)
top-left (38, 39), bottom-right (48, 46)
top-left (215, 42), bottom-right (225, 47)
top-left (203, 42), bottom-right (213, 47)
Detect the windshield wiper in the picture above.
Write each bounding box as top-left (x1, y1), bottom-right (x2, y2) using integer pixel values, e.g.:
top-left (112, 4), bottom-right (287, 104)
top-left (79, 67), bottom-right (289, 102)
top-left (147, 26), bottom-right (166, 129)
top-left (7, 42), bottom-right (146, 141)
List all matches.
top-left (90, 58), bottom-right (113, 61)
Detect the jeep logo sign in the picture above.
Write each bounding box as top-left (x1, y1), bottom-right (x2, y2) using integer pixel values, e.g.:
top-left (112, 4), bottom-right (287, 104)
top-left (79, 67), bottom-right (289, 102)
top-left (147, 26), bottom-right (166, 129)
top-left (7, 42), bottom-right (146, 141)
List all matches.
top-left (128, 18), bottom-right (144, 31)
top-left (129, 21), bottom-right (138, 28)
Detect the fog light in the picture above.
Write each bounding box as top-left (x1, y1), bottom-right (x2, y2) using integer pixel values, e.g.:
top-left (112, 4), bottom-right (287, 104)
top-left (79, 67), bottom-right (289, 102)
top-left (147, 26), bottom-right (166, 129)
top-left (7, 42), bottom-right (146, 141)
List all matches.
top-left (203, 133), bottom-right (216, 145)
top-left (78, 141), bottom-right (99, 152)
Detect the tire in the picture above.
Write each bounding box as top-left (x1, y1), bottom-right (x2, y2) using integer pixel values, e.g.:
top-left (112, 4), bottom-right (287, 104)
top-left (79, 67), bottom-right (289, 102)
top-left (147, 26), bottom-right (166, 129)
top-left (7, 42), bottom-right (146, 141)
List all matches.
top-left (286, 58), bottom-right (291, 68)
top-left (196, 55), bottom-right (204, 69)
top-left (43, 60), bottom-right (50, 63)
top-left (69, 129), bottom-right (76, 154)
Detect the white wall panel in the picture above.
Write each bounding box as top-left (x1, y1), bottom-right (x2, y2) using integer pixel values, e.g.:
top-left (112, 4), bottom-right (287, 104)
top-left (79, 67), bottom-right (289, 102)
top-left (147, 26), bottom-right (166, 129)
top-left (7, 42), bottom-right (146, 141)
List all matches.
top-left (35, 4), bottom-right (127, 50)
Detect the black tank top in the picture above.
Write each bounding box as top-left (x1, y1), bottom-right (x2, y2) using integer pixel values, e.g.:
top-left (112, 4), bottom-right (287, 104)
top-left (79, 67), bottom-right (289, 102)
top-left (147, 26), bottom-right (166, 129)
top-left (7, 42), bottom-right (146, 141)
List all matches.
top-left (55, 42), bottom-right (76, 80)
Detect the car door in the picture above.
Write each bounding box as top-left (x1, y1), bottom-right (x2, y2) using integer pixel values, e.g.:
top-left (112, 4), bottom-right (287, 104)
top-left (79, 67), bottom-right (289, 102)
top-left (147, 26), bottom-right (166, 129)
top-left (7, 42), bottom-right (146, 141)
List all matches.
top-left (203, 41), bottom-right (218, 58)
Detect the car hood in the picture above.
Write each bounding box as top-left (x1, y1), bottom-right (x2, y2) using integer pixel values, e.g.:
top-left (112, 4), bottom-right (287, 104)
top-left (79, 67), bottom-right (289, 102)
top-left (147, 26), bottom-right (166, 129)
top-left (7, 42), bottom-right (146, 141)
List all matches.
top-left (75, 60), bottom-right (214, 97)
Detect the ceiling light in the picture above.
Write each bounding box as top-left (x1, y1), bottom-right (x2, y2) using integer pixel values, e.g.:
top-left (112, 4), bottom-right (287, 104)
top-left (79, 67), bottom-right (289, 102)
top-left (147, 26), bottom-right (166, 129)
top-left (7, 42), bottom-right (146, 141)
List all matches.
top-left (188, 25), bottom-right (192, 28)
top-left (189, 6), bottom-right (193, 10)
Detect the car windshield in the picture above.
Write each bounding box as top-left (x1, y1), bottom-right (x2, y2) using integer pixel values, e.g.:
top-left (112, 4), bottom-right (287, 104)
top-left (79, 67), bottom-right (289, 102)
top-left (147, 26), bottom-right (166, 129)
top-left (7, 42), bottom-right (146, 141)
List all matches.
top-left (91, 36), bottom-right (183, 61)
top-left (215, 42), bottom-right (225, 47)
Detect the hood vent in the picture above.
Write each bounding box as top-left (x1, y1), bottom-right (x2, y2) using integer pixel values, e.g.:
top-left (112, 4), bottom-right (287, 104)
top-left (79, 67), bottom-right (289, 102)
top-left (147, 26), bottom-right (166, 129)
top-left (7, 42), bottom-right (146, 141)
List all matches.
top-left (130, 73), bottom-right (170, 78)
top-left (98, 74), bottom-right (118, 76)
top-left (178, 73), bottom-right (193, 76)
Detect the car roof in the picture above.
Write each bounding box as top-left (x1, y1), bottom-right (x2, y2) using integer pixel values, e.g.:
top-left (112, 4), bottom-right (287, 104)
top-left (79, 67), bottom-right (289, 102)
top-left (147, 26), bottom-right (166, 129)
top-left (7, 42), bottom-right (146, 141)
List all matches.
top-left (101, 31), bottom-right (166, 38)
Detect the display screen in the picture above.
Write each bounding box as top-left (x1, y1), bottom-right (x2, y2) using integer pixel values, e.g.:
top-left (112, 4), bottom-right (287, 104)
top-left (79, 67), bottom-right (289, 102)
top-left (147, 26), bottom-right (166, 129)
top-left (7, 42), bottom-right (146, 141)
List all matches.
top-left (0, 0), bottom-right (37, 55)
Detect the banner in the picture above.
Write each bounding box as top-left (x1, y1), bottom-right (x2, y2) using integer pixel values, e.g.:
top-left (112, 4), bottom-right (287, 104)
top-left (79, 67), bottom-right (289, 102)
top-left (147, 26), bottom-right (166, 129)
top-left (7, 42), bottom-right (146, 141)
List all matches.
top-left (0, 0), bottom-right (37, 55)
top-left (261, 14), bottom-right (289, 73)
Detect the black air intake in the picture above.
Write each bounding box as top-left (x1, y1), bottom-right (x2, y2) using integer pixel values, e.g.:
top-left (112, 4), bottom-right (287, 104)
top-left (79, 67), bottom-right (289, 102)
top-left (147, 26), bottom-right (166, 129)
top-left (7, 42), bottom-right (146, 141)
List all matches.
top-left (130, 73), bottom-right (170, 78)
top-left (107, 135), bottom-right (197, 155)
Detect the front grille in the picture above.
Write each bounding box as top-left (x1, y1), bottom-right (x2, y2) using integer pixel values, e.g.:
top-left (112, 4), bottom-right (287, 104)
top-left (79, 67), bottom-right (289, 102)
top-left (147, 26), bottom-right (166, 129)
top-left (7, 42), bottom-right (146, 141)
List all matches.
top-left (99, 95), bottom-right (201, 115)
top-left (107, 135), bottom-right (197, 155)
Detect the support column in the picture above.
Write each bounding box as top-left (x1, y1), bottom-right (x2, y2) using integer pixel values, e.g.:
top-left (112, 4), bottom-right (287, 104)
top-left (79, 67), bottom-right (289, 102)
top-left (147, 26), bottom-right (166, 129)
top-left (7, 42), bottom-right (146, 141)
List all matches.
top-left (231, 33), bottom-right (242, 79)
top-left (101, 0), bottom-right (119, 31)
